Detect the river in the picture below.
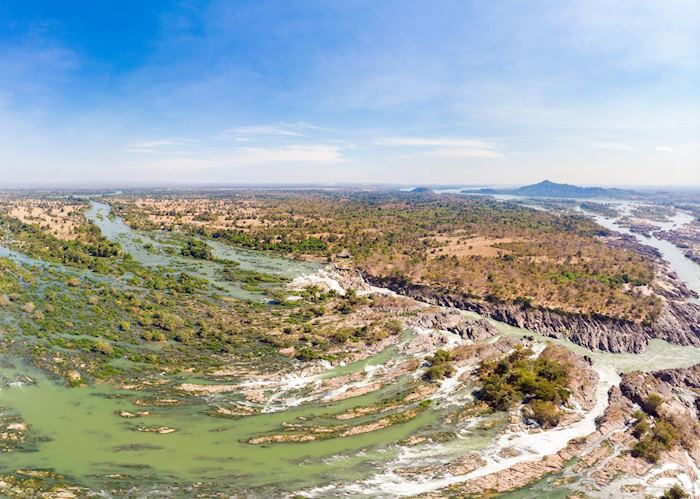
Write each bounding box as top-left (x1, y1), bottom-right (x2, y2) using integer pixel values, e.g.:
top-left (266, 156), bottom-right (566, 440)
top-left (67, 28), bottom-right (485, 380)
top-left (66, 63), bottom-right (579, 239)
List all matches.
top-left (1, 200), bottom-right (699, 497)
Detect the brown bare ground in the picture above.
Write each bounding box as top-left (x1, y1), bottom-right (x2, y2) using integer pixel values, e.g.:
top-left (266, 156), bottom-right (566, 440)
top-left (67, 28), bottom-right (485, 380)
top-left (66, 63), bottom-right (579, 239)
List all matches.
top-left (5, 201), bottom-right (84, 240)
top-left (427, 236), bottom-right (521, 258)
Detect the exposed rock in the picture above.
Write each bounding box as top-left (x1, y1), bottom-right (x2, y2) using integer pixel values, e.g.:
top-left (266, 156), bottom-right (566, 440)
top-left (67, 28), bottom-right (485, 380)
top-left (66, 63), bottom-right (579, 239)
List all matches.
top-left (278, 346), bottom-right (296, 357)
top-left (407, 307), bottom-right (499, 341)
top-left (364, 273), bottom-right (700, 354)
top-left (453, 318), bottom-right (500, 341)
top-left (655, 225), bottom-right (700, 267)
top-left (177, 383), bottom-right (239, 394)
top-left (325, 382), bottom-right (383, 402)
top-left (136, 426), bottom-right (176, 434)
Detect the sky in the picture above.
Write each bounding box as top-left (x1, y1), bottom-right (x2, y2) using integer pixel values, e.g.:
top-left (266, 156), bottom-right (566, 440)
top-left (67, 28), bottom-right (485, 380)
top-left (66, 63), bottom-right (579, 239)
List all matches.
top-left (0, 0), bottom-right (698, 187)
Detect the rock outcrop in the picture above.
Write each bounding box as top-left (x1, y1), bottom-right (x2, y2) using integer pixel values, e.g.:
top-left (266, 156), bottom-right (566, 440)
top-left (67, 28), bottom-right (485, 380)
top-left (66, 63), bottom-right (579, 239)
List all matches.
top-left (409, 308), bottom-right (500, 342)
top-left (364, 273), bottom-right (700, 354)
top-left (433, 363), bottom-right (700, 498)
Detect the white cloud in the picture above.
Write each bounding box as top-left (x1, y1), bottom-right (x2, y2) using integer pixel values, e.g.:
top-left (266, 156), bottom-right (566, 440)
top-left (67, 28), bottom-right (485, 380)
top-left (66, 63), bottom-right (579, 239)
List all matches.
top-left (655, 145), bottom-right (674, 152)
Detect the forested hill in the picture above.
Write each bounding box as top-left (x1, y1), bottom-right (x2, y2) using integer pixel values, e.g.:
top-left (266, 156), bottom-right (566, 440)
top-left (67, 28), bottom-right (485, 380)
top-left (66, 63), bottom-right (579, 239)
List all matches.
top-left (468, 180), bottom-right (637, 199)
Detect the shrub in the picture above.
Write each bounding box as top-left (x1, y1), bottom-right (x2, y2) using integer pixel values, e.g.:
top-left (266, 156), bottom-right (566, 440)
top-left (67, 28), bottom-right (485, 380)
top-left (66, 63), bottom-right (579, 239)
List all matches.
top-left (423, 349), bottom-right (454, 382)
top-left (632, 410), bottom-right (649, 438)
top-left (181, 239), bottom-right (214, 260)
top-left (385, 320), bottom-right (403, 335)
top-left (92, 340), bottom-right (114, 356)
top-left (174, 330), bottom-right (193, 343)
top-left (476, 345), bottom-right (571, 419)
top-left (424, 364), bottom-right (453, 382)
top-left (644, 393), bottom-right (664, 416)
top-left (330, 328), bottom-right (352, 343)
top-left (662, 485), bottom-right (689, 499)
top-left (529, 399), bottom-right (561, 428)
top-left (632, 417), bottom-right (679, 463)
top-left (296, 347), bottom-right (321, 362)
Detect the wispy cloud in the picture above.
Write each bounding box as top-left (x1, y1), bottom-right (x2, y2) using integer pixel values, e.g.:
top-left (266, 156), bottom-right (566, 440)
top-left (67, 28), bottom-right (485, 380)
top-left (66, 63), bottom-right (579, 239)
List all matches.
top-left (655, 145), bottom-right (674, 153)
top-left (230, 145), bottom-right (344, 165)
top-left (376, 136), bottom-right (504, 159)
top-left (219, 122), bottom-right (329, 139)
top-left (125, 144), bottom-right (345, 176)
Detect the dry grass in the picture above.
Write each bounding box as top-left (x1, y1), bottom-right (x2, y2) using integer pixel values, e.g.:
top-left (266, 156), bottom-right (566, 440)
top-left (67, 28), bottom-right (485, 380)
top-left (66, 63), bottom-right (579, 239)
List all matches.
top-left (5, 200), bottom-right (84, 240)
top-left (426, 235), bottom-right (520, 258)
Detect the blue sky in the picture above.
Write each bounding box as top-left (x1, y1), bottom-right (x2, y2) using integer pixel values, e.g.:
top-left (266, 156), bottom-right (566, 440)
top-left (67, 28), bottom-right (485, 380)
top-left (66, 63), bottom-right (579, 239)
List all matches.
top-left (0, 0), bottom-right (698, 186)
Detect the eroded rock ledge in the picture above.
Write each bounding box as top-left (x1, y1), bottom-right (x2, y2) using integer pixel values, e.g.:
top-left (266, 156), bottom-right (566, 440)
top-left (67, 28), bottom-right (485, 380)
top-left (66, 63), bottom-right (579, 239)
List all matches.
top-left (363, 273), bottom-right (700, 353)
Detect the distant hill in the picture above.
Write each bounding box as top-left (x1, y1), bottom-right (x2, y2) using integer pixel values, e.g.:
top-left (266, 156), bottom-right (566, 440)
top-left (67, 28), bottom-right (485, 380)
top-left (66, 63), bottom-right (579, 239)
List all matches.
top-left (409, 186), bottom-right (434, 194)
top-left (465, 180), bottom-right (637, 198)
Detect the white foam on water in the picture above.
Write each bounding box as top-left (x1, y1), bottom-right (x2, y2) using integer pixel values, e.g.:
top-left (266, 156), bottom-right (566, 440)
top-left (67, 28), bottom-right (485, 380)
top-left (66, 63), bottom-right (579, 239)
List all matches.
top-left (289, 269), bottom-right (347, 295)
top-left (321, 363), bottom-right (619, 497)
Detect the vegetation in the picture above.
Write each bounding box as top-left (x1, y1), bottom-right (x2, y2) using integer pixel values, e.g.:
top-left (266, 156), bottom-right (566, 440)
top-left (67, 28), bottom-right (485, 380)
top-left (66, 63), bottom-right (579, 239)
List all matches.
top-left (631, 395), bottom-right (680, 463)
top-left (180, 239), bottom-right (214, 259)
top-left (0, 214), bottom-right (121, 274)
top-left (423, 349), bottom-right (454, 382)
top-left (111, 191), bottom-right (661, 323)
top-left (0, 201), bottom-right (411, 385)
top-left (632, 418), bottom-right (679, 463)
top-left (661, 485), bottom-right (689, 499)
top-left (643, 392), bottom-right (664, 416)
top-left (477, 345), bottom-right (571, 427)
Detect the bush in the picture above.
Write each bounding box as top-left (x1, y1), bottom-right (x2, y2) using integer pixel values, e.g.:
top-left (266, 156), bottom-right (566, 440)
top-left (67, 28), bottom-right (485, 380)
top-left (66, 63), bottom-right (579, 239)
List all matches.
top-left (632, 417), bottom-right (679, 463)
top-left (476, 345), bottom-right (571, 420)
top-left (632, 410), bottom-right (649, 438)
top-left (529, 399), bottom-right (561, 428)
top-left (296, 347), bottom-right (321, 362)
top-left (174, 330), bottom-right (193, 343)
top-left (423, 349), bottom-right (454, 382)
top-left (662, 485), bottom-right (689, 499)
top-left (632, 439), bottom-right (655, 461)
top-left (181, 239), bottom-right (214, 260)
top-left (385, 320), bottom-right (403, 335)
top-left (480, 374), bottom-right (520, 409)
top-left (92, 339), bottom-right (114, 356)
top-left (644, 393), bottom-right (664, 416)
top-left (330, 328), bottom-right (352, 343)
top-left (424, 364), bottom-right (453, 382)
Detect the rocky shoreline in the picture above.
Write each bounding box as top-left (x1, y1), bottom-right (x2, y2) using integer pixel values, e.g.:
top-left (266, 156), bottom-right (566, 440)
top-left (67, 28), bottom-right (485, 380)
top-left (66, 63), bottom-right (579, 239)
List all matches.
top-left (362, 273), bottom-right (700, 354)
top-left (655, 226), bottom-right (700, 266)
top-left (426, 364), bottom-right (700, 498)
